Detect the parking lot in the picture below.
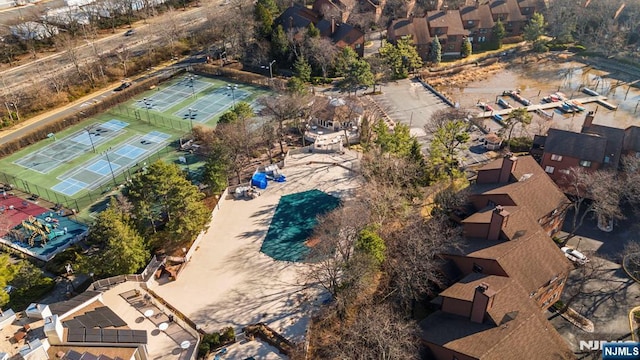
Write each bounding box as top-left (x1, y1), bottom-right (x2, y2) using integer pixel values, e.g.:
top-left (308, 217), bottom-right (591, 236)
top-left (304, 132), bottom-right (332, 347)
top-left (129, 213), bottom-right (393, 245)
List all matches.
top-left (550, 209), bottom-right (640, 354)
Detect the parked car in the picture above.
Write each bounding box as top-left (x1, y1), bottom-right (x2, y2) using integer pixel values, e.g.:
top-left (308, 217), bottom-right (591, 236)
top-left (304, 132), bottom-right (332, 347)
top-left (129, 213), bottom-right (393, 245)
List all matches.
top-left (114, 82), bottom-right (131, 92)
top-left (561, 247), bottom-right (589, 265)
top-left (124, 29), bottom-right (136, 36)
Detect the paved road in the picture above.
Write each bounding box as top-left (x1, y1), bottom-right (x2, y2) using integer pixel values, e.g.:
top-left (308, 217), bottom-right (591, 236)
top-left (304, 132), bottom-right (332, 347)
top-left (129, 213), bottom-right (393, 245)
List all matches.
top-left (0, 58), bottom-right (204, 146)
top-left (0, 1), bottom-right (219, 92)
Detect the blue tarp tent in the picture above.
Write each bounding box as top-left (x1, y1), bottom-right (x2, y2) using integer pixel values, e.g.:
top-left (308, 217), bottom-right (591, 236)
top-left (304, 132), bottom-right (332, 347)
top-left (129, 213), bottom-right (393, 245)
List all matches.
top-left (251, 173), bottom-right (268, 189)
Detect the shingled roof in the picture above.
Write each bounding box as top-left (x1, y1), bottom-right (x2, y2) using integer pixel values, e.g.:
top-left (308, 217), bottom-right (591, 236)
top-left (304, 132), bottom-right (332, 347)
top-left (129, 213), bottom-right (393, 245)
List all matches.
top-left (460, 3), bottom-right (495, 30)
top-left (582, 124), bottom-right (625, 169)
top-left (388, 17), bottom-right (431, 46)
top-left (421, 274), bottom-right (574, 360)
top-left (624, 126), bottom-right (640, 153)
top-left (489, 0), bottom-right (527, 22)
top-left (544, 128), bottom-right (607, 163)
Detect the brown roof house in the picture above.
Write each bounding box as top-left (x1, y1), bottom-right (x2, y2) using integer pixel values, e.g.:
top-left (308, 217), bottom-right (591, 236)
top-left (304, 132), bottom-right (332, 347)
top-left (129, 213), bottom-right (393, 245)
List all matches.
top-left (535, 111), bottom-right (626, 183)
top-left (488, 0), bottom-right (527, 36)
top-left (387, 16), bottom-right (431, 60)
top-left (459, 2), bottom-right (495, 49)
top-left (275, 5), bottom-right (365, 56)
top-left (420, 155), bottom-right (575, 360)
top-left (427, 10), bottom-right (469, 56)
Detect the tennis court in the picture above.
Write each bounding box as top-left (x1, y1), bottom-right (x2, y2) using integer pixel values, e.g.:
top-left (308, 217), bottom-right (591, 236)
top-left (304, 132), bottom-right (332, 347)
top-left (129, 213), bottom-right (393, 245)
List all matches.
top-left (13, 120), bottom-right (129, 174)
top-left (175, 86), bottom-right (251, 123)
top-left (51, 131), bottom-right (171, 196)
top-left (135, 75), bottom-right (212, 112)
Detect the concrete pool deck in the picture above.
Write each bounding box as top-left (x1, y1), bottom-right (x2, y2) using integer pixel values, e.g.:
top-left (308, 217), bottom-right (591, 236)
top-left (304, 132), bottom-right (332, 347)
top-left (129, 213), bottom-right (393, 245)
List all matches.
top-left (149, 150), bottom-right (362, 356)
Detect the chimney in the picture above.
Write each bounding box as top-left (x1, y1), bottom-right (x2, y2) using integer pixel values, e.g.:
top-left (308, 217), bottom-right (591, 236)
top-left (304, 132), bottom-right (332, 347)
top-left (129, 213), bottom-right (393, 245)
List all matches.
top-left (581, 111), bottom-right (595, 132)
top-left (331, 16), bottom-right (335, 34)
top-left (475, 0), bottom-right (480, 8)
top-left (487, 205), bottom-right (509, 241)
top-left (470, 283), bottom-right (496, 323)
top-left (409, 12), bottom-right (414, 22)
top-left (499, 154), bottom-right (517, 183)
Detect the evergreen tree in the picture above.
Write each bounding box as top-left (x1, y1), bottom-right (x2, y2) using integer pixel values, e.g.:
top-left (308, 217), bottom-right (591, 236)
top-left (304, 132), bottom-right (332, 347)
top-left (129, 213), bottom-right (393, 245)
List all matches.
top-left (430, 36), bottom-right (442, 65)
top-left (307, 23), bottom-right (320, 38)
top-left (0, 255), bottom-right (15, 307)
top-left (287, 77), bottom-right (307, 94)
top-left (254, 3), bottom-right (274, 39)
top-left (203, 142), bottom-right (230, 194)
top-left (127, 161), bottom-right (210, 243)
top-left (428, 120), bottom-right (470, 182)
top-left (85, 199), bottom-right (148, 277)
top-left (523, 12), bottom-right (546, 43)
top-left (356, 227), bottom-right (386, 266)
top-left (255, 0), bottom-right (279, 17)
top-left (493, 20), bottom-right (506, 49)
top-left (271, 25), bottom-right (289, 60)
top-left (338, 58), bottom-right (374, 95)
top-left (379, 36), bottom-right (423, 79)
top-left (293, 56), bottom-right (312, 83)
top-left (461, 38), bottom-right (472, 57)
top-left (334, 47), bottom-right (359, 77)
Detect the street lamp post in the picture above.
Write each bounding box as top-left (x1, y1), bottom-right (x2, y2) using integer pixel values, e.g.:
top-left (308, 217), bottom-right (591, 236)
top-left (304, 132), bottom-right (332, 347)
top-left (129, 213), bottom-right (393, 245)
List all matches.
top-left (226, 84), bottom-right (238, 109)
top-left (261, 60), bottom-right (276, 82)
top-left (84, 125), bottom-right (97, 153)
top-left (142, 98), bottom-right (152, 123)
top-left (187, 108), bottom-right (197, 130)
top-left (103, 149), bottom-right (118, 188)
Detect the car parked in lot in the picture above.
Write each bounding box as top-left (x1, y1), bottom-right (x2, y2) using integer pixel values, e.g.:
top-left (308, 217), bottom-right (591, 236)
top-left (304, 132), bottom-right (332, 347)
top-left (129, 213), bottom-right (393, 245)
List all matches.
top-left (561, 246), bottom-right (589, 265)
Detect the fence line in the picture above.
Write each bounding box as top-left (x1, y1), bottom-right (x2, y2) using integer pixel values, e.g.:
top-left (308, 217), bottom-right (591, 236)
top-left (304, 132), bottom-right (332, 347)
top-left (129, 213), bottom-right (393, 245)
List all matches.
top-left (0, 144), bottom-right (177, 214)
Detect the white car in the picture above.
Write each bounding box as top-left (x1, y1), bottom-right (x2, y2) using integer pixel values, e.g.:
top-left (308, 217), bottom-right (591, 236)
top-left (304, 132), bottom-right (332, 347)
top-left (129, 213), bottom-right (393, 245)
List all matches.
top-left (561, 247), bottom-right (589, 265)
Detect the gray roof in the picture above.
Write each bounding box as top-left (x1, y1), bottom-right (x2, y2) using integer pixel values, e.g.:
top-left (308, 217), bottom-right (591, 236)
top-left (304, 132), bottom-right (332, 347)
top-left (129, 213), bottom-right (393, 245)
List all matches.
top-left (624, 126), bottom-right (640, 153)
top-left (49, 291), bottom-right (102, 316)
top-left (583, 124), bottom-right (625, 169)
top-left (544, 128), bottom-right (607, 162)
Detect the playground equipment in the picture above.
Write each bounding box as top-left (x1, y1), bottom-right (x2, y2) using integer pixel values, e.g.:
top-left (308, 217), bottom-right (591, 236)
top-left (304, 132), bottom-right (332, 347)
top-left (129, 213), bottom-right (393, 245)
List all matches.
top-left (18, 216), bottom-right (64, 247)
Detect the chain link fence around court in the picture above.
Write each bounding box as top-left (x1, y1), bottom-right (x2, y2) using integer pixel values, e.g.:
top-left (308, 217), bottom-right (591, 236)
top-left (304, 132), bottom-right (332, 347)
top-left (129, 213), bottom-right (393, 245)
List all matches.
top-left (108, 105), bottom-right (193, 133)
top-left (0, 145), bottom-right (176, 214)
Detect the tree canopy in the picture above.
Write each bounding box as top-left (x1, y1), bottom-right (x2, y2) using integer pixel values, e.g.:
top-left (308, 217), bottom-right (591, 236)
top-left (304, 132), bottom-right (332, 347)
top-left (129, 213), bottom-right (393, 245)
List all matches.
top-left (523, 12), bottom-right (546, 43)
top-left (493, 20), bottom-right (506, 49)
top-left (378, 36), bottom-right (423, 79)
top-left (84, 199), bottom-right (148, 276)
top-left (430, 36), bottom-right (442, 65)
top-left (126, 161), bottom-right (210, 244)
top-left (427, 119), bottom-right (470, 182)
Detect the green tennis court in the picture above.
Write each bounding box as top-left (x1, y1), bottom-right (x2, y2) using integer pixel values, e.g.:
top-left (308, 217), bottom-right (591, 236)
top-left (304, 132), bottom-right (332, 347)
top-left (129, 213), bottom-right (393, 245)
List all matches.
top-left (261, 190), bottom-right (341, 262)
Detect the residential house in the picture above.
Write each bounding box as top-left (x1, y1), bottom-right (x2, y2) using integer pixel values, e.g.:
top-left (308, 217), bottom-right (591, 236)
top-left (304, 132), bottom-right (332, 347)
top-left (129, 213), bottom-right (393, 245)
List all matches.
top-left (535, 111), bottom-right (626, 183)
top-left (275, 5), bottom-right (365, 56)
top-left (387, 16), bottom-right (431, 60)
top-left (459, 2), bottom-right (495, 49)
top-left (312, 0), bottom-right (348, 23)
top-left (426, 10), bottom-right (469, 55)
top-left (488, 0), bottom-right (527, 36)
top-left (623, 126), bottom-right (640, 157)
top-left (421, 155), bottom-right (575, 359)
top-left (0, 284), bottom-right (199, 360)
top-left (516, 0), bottom-right (542, 18)
top-left (316, 18), bottom-right (365, 57)
top-left (313, 0), bottom-right (382, 23)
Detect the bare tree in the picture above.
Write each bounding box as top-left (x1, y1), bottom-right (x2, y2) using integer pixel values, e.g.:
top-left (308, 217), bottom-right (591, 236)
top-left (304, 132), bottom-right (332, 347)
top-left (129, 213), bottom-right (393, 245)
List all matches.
top-left (305, 201), bottom-right (373, 320)
top-left (306, 37), bottom-right (338, 79)
top-left (259, 93), bottom-right (313, 154)
top-left (559, 167), bottom-right (624, 240)
top-left (311, 302), bottom-right (422, 360)
top-left (424, 108), bottom-right (471, 135)
top-left (384, 213), bottom-right (463, 312)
